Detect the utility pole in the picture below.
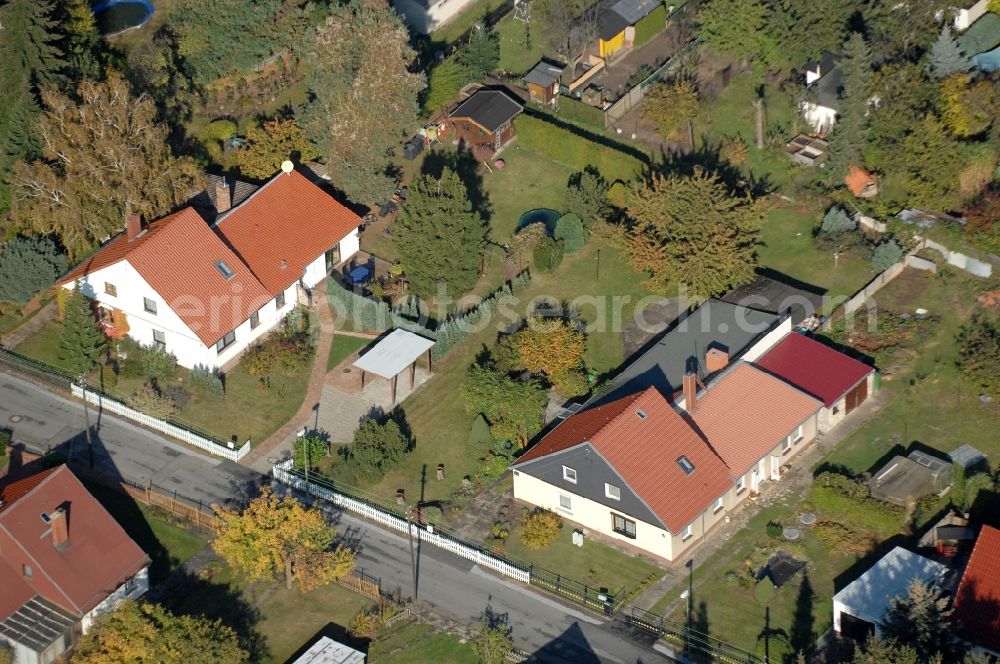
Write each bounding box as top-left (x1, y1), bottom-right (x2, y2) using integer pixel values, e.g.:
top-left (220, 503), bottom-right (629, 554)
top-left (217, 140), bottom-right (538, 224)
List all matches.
top-left (407, 505), bottom-right (418, 600)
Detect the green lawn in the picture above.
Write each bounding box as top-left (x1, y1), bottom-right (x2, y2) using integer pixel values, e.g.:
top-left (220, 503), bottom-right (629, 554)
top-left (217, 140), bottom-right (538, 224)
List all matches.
top-left (428, 0), bottom-right (505, 45)
top-left (758, 201), bottom-right (876, 307)
top-left (498, 16), bottom-right (545, 75)
top-left (482, 145), bottom-right (575, 241)
top-left (14, 319), bottom-right (73, 371)
top-left (503, 518), bottom-right (661, 596)
top-left (87, 482), bottom-right (208, 584)
top-left (369, 621), bottom-right (477, 664)
top-left (328, 334), bottom-right (372, 371)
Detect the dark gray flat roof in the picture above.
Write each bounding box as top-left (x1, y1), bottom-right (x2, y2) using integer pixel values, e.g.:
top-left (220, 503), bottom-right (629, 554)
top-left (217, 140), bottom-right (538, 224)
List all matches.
top-left (592, 299), bottom-right (782, 405)
top-left (450, 90), bottom-right (523, 132)
top-left (0, 596), bottom-right (77, 652)
top-left (720, 274), bottom-right (825, 324)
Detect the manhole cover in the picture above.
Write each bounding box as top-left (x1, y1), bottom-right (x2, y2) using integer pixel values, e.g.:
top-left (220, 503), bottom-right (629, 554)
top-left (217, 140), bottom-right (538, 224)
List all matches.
top-left (9, 415), bottom-right (22, 423)
top-left (783, 527), bottom-right (801, 540)
top-left (799, 513), bottom-right (816, 525)
top-left (343, 368), bottom-right (352, 374)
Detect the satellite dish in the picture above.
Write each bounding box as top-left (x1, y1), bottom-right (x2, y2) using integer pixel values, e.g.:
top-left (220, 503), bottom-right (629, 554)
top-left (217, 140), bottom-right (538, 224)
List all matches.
top-left (280, 160), bottom-right (294, 174)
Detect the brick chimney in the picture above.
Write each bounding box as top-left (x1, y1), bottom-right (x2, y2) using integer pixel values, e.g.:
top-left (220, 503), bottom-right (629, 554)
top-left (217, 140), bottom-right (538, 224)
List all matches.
top-left (705, 347), bottom-right (729, 373)
top-left (682, 372), bottom-right (698, 413)
top-left (215, 179), bottom-right (232, 213)
top-left (50, 506), bottom-right (69, 550)
top-left (126, 213), bottom-right (142, 241)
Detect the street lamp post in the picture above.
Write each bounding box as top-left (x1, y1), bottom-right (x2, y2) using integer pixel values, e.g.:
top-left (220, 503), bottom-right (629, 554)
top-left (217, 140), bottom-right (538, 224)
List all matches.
top-left (406, 505), bottom-right (418, 601)
top-left (79, 375), bottom-right (94, 468)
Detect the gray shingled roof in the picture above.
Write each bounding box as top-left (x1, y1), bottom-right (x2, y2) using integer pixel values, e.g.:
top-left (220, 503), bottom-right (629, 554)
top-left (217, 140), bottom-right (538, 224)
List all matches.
top-left (450, 90), bottom-right (523, 132)
top-left (524, 61), bottom-right (565, 88)
top-left (591, 299), bottom-right (782, 406)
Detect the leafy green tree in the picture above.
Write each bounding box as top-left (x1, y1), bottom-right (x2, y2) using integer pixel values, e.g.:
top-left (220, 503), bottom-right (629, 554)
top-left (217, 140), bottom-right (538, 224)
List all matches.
top-left (58, 286), bottom-right (107, 375)
top-left (126, 382), bottom-right (178, 419)
top-left (459, 22), bottom-right (500, 80)
top-left (11, 75), bottom-right (200, 259)
top-left (302, 0), bottom-right (424, 204)
top-left (927, 26), bottom-right (973, 79)
top-left (462, 365), bottom-right (547, 446)
top-left (820, 207), bottom-right (856, 234)
top-left (866, 0), bottom-right (954, 62)
top-left (520, 508), bottom-right (562, 549)
top-left (236, 118), bottom-right (319, 179)
top-left (643, 79), bottom-right (699, 140)
top-left (71, 600), bottom-right (247, 664)
top-left (899, 114), bottom-right (963, 211)
top-left (0, 236), bottom-right (67, 304)
top-left (865, 63), bottom-right (936, 173)
top-left (510, 318), bottom-right (585, 385)
top-left (125, 26), bottom-right (198, 129)
top-left (764, 0), bottom-right (857, 72)
top-left (880, 579), bottom-right (956, 659)
top-left (350, 416), bottom-right (411, 481)
top-left (58, 0), bottom-right (101, 82)
top-left (938, 74), bottom-right (996, 139)
top-left (956, 314), bottom-right (1000, 394)
top-left (697, 0), bottom-right (775, 64)
top-left (565, 167), bottom-right (611, 228)
top-left (623, 168), bottom-right (763, 299)
top-left (963, 472), bottom-right (997, 512)
top-left (395, 167), bottom-right (486, 298)
top-left (474, 609), bottom-right (513, 664)
top-left (555, 214), bottom-right (585, 253)
top-left (532, 236), bottom-right (564, 273)
top-left (827, 33), bottom-right (873, 179)
top-left (424, 56), bottom-right (470, 113)
top-left (294, 434), bottom-right (329, 470)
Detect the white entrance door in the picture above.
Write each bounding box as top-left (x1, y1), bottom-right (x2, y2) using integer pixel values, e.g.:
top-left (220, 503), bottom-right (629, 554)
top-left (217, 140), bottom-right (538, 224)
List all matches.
top-left (751, 460), bottom-right (764, 491)
top-left (771, 455), bottom-right (781, 481)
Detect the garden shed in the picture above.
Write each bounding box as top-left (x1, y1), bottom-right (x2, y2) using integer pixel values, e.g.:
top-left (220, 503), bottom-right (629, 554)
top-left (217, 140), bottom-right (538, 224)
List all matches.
top-left (949, 444), bottom-right (987, 470)
top-left (832, 547), bottom-right (948, 640)
top-left (353, 329), bottom-right (435, 404)
top-left (868, 451), bottom-right (952, 506)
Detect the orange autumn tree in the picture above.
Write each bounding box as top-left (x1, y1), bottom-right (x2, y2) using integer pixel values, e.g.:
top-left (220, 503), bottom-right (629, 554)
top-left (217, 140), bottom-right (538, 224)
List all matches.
top-left (511, 317), bottom-right (587, 394)
top-left (213, 487), bottom-right (355, 592)
top-left (106, 309), bottom-right (130, 340)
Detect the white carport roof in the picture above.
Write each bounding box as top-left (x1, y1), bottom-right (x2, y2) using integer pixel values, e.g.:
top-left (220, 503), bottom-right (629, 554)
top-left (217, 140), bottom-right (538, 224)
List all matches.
top-left (352, 329), bottom-right (435, 379)
top-left (291, 636), bottom-right (365, 664)
top-left (833, 547), bottom-right (947, 627)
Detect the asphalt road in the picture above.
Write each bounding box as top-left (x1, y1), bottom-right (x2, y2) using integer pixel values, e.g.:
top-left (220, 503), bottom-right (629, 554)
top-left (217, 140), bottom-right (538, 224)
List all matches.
top-left (0, 371), bottom-right (674, 663)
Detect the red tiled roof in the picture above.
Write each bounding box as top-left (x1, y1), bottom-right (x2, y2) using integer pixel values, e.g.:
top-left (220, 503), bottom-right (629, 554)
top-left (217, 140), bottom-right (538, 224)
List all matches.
top-left (516, 388), bottom-right (733, 534)
top-left (755, 333), bottom-right (874, 407)
top-left (214, 169), bottom-right (362, 294)
top-left (0, 466), bottom-right (150, 620)
top-left (692, 363), bottom-right (822, 475)
top-left (0, 467), bottom-right (58, 514)
top-left (59, 208), bottom-right (273, 346)
top-left (954, 525), bottom-right (1000, 653)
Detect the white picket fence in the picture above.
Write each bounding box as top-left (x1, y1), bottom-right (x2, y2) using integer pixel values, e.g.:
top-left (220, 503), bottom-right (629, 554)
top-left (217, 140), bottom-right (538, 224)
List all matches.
top-left (71, 384), bottom-right (250, 462)
top-left (273, 459), bottom-right (531, 583)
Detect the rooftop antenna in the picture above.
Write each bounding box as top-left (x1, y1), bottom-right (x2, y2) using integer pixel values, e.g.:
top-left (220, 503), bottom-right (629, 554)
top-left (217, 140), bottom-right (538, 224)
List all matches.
top-left (281, 160), bottom-right (294, 175)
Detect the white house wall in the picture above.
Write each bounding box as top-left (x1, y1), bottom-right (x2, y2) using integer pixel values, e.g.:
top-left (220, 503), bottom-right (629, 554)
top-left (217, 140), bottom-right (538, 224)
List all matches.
top-left (512, 470), bottom-right (677, 560)
top-left (392, 0), bottom-right (480, 34)
top-left (741, 317), bottom-right (793, 362)
top-left (800, 101), bottom-right (838, 133)
top-left (80, 566), bottom-right (150, 633)
top-left (65, 262), bottom-right (299, 370)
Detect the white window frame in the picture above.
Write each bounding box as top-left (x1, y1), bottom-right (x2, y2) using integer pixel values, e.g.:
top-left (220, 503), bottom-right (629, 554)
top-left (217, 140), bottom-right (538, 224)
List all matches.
top-left (558, 494), bottom-right (572, 512)
top-left (782, 436), bottom-right (792, 454)
top-left (790, 424), bottom-right (804, 443)
top-left (605, 483), bottom-right (621, 501)
top-left (736, 475), bottom-right (746, 493)
top-left (713, 496), bottom-right (724, 513)
top-left (152, 329), bottom-right (166, 350)
top-left (143, 297), bottom-right (157, 314)
top-left (681, 523), bottom-right (693, 540)
top-left (562, 465), bottom-right (577, 483)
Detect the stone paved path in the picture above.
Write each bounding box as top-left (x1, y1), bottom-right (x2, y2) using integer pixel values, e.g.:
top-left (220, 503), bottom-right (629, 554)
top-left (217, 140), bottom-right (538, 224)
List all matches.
top-left (449, 481), bottom-right (515, 544)
top-left (241, 286), bottom-right (335, 473)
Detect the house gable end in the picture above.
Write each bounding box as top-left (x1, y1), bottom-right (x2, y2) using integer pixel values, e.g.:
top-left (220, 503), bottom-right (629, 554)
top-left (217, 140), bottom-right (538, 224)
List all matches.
top-left (516, 443), bottom-right (666, 529)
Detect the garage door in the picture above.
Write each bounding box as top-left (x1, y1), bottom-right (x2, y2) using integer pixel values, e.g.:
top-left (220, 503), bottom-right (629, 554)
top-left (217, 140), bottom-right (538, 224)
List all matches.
top-left (845, 379), bottom-right (868, 414)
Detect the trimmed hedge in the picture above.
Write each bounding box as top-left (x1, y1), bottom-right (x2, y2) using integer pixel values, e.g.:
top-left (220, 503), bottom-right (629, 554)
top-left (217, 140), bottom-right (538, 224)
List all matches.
top-left (326, 271), bottom-right (532, 361)
top-left (633, 4), bottom-right (666, 48)
top-left (557, 97), bottom-right (606, 131)
top-left (516, 115), bottom-right (646, 182)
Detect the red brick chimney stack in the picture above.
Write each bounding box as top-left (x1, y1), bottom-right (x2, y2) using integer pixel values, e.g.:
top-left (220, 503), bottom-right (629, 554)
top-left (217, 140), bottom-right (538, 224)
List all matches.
top-left (216, 180), bottom-right (232, 213)
top-left (126, 212), bottom-right (142, 241)
top-left (682, 372), bottom-right (698, 413)
top-left (50, 507), bottom-right (69, 550)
